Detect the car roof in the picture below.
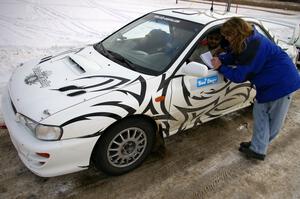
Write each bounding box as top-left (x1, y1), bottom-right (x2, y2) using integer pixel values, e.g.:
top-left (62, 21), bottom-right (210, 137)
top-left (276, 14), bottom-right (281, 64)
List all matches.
top-left (153, 8), bottom-right (245, 25)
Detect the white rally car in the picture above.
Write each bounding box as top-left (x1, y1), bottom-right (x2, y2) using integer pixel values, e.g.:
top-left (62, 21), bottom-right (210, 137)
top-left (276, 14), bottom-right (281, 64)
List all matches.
top-left (2, 8), bottom-right (299, 177)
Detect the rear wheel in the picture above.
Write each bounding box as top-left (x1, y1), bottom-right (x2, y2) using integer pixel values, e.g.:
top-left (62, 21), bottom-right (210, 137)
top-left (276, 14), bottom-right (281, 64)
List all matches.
top-left (93, 118), bottom-right (155, 175)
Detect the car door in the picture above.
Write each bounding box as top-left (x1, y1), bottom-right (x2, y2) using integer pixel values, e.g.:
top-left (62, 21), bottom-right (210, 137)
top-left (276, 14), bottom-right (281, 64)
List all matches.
top-left (168, 22), bottom-right (255, 135)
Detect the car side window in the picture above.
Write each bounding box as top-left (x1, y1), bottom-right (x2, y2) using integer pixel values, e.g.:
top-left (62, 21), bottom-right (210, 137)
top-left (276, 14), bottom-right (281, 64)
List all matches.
top-left (251, 23), bottom-right (273, 41)
top-left (188, 28), bottom-right (223, 67)
top-left (253, 24), bottom-right (268, 37)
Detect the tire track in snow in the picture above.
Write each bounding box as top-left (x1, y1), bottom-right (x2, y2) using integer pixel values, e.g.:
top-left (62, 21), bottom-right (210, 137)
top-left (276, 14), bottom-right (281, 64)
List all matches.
top-left (0, 5), bottom-right (79, 45)
top-left (87, 0), bottom-right (132, 22)
top-left (0, 18), bottom-right (40, 46)
top-left (31, 5), bottom-right (100, 37)
top-left (30, 2), bottom-right (128, 41)
top-left (0, 0), bottom-right (112, 46)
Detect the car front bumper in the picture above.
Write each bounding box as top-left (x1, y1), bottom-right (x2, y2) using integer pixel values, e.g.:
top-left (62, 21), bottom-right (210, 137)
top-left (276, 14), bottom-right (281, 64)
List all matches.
top-left (2, 87), bottom-right (99, 177)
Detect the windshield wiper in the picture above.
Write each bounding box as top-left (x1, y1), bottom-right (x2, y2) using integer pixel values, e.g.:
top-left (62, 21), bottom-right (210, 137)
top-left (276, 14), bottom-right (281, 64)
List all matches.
top-left (107, 50), bottom-right (137, 70)
top-left (94, 42), bottom-right (137, 70)
top-left (94, 42), bottom-right (110, 58)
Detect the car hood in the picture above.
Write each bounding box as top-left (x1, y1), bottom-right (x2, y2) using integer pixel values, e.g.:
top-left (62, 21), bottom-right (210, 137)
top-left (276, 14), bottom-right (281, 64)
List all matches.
top-left (8, 45), bottom-right (152, 122)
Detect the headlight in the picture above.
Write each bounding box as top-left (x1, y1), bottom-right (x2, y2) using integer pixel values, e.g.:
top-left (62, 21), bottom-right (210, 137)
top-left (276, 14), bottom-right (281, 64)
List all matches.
top-left (35, 125), bottom-right (63, 141)
top-left (17, 114), bottom-right (63, 141)
top-left (17, 113), bottom-right (38, 132)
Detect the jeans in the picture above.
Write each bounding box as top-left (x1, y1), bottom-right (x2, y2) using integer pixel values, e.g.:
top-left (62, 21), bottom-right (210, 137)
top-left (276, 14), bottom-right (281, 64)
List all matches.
top-left (250, 94), bottom-right (292, 155)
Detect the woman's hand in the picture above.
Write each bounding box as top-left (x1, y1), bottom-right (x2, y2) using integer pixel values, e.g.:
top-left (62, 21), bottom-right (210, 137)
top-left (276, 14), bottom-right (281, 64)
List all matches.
top-left (211, 57), bottom-right (222, 70)
top-left (212, 46), bottom-right (224, 56)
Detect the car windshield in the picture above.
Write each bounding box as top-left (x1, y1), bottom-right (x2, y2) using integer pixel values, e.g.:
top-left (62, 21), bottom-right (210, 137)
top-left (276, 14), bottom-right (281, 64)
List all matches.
top-left (94, 13), bottom-right (203, 75)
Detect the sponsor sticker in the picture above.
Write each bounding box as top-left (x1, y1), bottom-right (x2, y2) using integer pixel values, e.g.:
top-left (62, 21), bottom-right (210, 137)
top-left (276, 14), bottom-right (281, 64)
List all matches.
top-left (154, 15), bottom-right (180, 23)
top-left (197, 75), bottom-right (218, 87)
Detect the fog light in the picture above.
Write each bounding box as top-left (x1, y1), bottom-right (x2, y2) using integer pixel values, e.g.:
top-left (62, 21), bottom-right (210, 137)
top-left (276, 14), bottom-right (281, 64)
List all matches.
top-left (36, 152), bottom-right (50, 158)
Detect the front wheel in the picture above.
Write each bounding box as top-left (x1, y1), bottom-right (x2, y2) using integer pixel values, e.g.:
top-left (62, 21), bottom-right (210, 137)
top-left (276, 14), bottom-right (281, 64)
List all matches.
top-left (93, 118), bottom-right (155, 175)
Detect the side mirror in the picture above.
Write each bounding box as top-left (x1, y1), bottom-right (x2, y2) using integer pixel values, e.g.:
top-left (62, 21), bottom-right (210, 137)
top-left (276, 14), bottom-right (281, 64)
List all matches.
top-left (181, 61), bottom-right (209, 77)
top-left (289, 24), bottom-right (300, 46)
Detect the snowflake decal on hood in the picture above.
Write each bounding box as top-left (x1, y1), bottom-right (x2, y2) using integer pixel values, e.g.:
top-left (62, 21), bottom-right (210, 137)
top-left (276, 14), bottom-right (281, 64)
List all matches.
top-left (24, 66), bottom-right (52, 88)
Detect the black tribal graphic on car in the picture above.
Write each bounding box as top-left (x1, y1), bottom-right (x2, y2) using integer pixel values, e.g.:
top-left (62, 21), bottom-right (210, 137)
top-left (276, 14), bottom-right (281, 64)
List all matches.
top-left (55, 75), bottom-right (131, 96)
top-left (56, 71), bottom-right (253, 137)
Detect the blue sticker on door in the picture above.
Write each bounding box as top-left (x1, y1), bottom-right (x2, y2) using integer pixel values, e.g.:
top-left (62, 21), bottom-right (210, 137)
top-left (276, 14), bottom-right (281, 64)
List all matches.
top-left (197, 75), bottom-right (218, 87)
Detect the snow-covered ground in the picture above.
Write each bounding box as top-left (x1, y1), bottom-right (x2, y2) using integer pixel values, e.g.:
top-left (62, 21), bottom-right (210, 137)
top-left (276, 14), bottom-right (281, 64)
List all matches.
top-left (0, 0), bottom-right (299, 121)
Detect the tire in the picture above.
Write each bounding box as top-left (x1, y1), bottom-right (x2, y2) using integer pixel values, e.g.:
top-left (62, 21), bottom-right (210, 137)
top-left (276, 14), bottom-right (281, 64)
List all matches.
top-left (93, 117), bottom-right (155, 175)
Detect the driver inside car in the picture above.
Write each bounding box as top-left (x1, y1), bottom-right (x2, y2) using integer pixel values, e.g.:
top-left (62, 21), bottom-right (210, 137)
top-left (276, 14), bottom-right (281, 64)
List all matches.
top-left (189, 29), bottom-right (223, 63)
top-left (137, 29), bottom-right (170, 54)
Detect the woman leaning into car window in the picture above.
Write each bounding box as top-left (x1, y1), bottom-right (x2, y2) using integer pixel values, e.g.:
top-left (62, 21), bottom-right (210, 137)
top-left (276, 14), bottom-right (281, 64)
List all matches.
top-left (211, 17), bottom-right (300, 161)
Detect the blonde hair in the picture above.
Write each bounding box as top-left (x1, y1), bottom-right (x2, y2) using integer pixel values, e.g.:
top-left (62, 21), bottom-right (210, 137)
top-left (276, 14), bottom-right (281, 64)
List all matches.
top-left (221, 17), bottom-right (253, 54)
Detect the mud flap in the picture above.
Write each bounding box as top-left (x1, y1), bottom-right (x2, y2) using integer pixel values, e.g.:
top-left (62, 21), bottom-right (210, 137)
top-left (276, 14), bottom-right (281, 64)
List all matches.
top-left (151, 125), bottom-right (166, 155)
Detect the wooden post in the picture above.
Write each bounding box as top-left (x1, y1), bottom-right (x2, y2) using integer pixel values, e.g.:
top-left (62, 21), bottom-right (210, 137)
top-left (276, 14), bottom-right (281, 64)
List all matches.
top-left (226, 0), bottom-right (231, 12)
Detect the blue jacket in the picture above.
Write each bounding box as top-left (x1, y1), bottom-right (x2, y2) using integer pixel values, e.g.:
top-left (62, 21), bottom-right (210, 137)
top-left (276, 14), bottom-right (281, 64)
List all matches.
top-left (218, 28), bottom-right (300, 103)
